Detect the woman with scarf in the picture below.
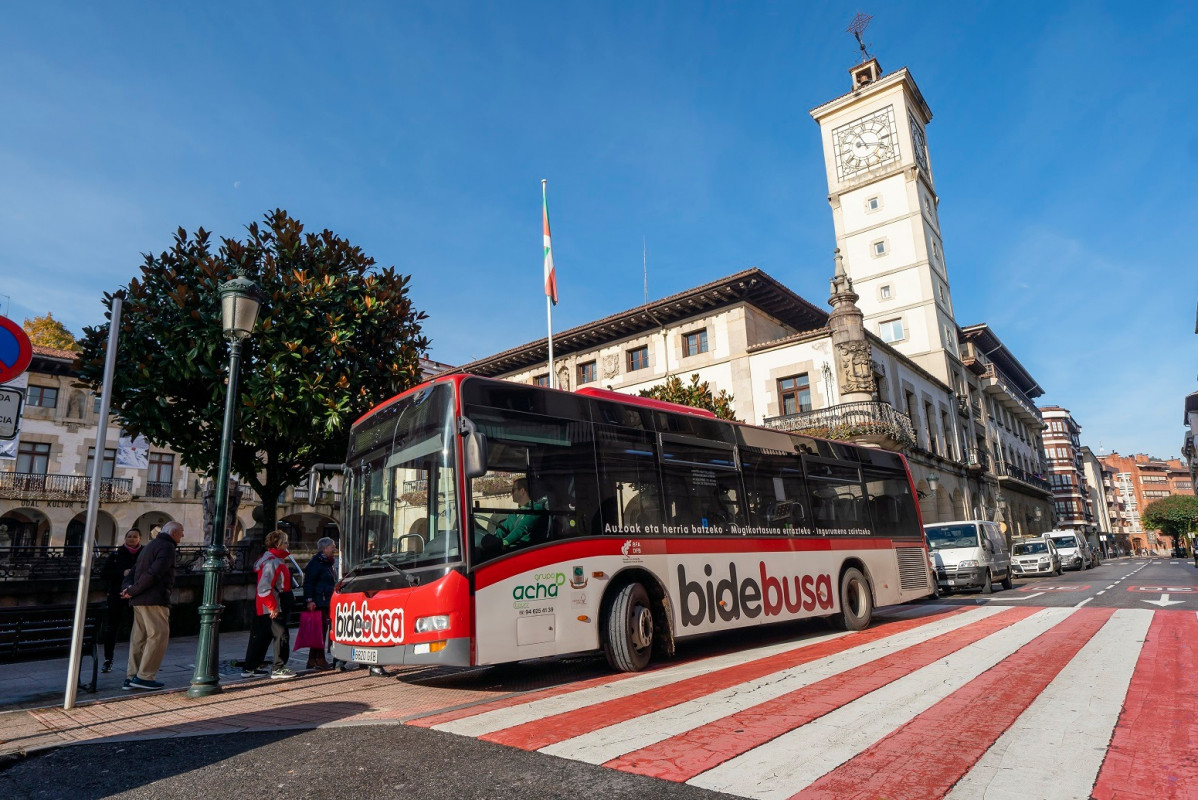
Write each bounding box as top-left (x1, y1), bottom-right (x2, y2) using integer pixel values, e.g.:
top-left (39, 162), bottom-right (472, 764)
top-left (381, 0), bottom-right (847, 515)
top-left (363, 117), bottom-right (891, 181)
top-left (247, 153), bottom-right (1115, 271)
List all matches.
top-left (99, 528), bottom-right (143, 672)
top-left (240, 529), bottom-right (298, 679)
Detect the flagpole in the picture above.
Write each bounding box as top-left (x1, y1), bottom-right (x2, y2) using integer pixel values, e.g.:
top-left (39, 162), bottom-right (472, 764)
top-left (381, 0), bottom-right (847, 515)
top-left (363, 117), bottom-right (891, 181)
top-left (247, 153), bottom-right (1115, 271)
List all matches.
top-left (542, 179), bottom-right (555, 389)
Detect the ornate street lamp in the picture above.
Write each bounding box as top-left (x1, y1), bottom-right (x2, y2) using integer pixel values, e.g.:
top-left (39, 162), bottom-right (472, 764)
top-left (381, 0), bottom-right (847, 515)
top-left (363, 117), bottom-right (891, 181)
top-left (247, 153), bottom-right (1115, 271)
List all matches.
top-left (189, 272), bottom-right (264, 698)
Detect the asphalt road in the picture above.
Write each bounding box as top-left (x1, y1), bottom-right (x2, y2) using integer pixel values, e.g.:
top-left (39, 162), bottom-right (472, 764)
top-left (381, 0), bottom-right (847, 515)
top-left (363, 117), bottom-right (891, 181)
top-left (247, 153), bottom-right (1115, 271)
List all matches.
top-left (0, 725), bottom-right (738, 800)
top-left (937, 555), bottom-right (1198, 611)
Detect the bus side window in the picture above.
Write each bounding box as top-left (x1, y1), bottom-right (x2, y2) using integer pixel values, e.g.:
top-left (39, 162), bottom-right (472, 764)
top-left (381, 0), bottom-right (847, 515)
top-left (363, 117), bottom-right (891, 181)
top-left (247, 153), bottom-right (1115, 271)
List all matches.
top-left (595, 424), bottom-right (662, 534)
top-left (863, 467), bottom-right (921, 540)
top-left (741, 449), bottom-right (810, 533)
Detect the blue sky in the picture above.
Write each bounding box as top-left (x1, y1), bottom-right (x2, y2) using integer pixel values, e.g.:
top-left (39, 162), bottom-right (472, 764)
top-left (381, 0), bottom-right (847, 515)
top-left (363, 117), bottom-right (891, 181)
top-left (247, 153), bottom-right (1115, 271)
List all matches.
top-left (2, 1), bottom-right (1195, 460)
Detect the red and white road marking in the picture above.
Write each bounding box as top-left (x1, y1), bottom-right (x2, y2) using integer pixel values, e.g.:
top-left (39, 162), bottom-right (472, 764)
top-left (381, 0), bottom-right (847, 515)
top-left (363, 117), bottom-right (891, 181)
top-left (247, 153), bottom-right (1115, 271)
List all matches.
top-left (409, 606), bottom-right (1196, 799)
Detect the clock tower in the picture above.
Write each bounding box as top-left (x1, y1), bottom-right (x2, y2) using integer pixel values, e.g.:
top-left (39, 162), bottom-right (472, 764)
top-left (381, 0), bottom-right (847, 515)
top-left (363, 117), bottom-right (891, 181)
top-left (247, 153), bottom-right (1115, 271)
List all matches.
top-left (810, 57), bottom-right (958, 387)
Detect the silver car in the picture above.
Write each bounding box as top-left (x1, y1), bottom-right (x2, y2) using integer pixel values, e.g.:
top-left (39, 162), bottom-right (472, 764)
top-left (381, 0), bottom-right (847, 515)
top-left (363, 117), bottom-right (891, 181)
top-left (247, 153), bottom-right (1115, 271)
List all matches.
top-left (1010, 539), bottom-right (1061, 578)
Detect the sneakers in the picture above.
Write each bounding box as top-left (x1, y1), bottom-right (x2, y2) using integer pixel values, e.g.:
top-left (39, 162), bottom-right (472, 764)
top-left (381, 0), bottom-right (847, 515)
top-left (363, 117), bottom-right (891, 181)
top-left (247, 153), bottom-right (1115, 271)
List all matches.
top-left (101, 660), bottom-right (113, 673)
top-left (270, 667), bottom-right (297, 680)
top-left (240, 666), bottom-right (270, 678)
top-left (127, 677), bottom-right (165, 690)
top-left (122, 678), bottom-right (133, 690)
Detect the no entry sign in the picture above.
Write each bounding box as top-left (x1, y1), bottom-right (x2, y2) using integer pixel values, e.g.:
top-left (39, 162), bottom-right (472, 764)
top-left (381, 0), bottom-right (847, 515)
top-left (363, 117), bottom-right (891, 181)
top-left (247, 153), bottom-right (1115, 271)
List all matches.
top-left (0, 316), bottom-right (32, 385)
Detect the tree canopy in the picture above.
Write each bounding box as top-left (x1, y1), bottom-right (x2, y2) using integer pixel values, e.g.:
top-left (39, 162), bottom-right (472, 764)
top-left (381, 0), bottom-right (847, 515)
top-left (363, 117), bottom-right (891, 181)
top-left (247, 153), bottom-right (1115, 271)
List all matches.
top-left (24, 313), bottom-right (77, 350)
top-left (78, 209), bottom-right (430, 534)
top-left (638, 373), bottom-right (738, 421)
top-left (1141, 493), bottom-right (1198, 540)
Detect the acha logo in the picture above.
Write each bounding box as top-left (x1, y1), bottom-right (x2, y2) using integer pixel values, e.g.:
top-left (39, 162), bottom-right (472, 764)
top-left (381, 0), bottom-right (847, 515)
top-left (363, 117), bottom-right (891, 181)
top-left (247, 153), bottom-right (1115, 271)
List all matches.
top-left (677, 561), bottom-right (834, 627)
top-left (513, 571), bottom-right (567, 601)
top-left (334, 599), bottom-right (404, 645)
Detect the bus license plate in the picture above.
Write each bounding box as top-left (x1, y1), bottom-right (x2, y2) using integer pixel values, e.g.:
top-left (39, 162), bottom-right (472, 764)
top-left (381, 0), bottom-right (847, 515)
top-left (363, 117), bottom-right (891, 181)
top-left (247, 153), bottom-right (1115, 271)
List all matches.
top-left (351, 647), bottom-right (378, 664)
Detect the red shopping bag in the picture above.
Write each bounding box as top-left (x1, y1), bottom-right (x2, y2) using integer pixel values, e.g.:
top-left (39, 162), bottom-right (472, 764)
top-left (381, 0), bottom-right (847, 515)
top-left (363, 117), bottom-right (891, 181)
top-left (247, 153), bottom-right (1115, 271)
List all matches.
top-left (294, 610), bottom-right (324, 650)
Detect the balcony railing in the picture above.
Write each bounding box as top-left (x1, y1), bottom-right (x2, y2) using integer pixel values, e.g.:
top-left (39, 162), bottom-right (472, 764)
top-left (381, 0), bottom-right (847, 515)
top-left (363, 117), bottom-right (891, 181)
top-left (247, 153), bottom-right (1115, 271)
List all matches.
top-left (993, 462), bottom-right (1052, 492)
top-left (980, 365), bottom-right (1042, 422)
top-left (763, 401), bottom-right (916, 450)
top-left (0, 473), bottom-right (134, 503)
top-left (144, 481), bottom-right (174, 499)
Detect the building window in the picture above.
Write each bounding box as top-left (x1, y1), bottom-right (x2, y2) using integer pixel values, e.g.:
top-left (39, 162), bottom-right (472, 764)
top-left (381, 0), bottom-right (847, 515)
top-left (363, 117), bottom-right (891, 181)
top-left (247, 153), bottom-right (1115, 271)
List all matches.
top-left (930, 239), bottom-right (939, 261)
top-left (533, 374), bottom-right (550, 387)
top-left (627, 346), bottom-right (649, 372)
top-left (778, 374), bottom-right (812, 415)
top-left (879, 284), bottom-right (892, 300)
top-left (879, 318), bottom-right (905, 343)
top-left (683, 329), bottom-right (708, 357)
top-left (148, 452), bottom-right (174, 484)
top-left (866, 195), bottom-right (881, 212)
top-left (17, 441), bottom-right (51, 474)
top-left (871, 239), bottom-right (888, 257)
top-left (577, 361), bottom-right (597, 384)
top-left (86, 447), bottom-right (117, 480)
top-left (27, 385), bottom-right (58, 408)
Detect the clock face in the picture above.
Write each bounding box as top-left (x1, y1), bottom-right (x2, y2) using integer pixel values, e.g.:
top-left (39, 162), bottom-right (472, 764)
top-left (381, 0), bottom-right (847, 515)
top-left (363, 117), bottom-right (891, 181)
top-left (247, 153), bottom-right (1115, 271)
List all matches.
top-left (909, 115), bottom-right (929, 172)
top-left (833, 106), bottom-right (900, 181)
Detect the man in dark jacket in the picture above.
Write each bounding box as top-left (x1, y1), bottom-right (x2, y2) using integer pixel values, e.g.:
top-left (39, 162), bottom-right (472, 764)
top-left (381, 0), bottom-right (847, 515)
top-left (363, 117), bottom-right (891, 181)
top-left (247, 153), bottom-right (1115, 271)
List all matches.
top-left (120, 521), bottom-right (183, 690)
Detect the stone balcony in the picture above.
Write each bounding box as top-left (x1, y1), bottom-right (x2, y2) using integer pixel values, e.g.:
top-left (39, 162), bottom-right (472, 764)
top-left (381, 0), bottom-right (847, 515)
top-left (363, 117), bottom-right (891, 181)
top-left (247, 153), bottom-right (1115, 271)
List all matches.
top-left (0, 472), bottom-right (133, 503)
top-left (763, 401), bottom-right (916, 452)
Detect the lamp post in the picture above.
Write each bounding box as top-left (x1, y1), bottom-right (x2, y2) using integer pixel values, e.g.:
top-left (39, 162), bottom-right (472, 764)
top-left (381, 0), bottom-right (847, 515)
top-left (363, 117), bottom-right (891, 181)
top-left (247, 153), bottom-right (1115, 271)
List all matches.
top-left (189, 273), bottom-right (263, 698)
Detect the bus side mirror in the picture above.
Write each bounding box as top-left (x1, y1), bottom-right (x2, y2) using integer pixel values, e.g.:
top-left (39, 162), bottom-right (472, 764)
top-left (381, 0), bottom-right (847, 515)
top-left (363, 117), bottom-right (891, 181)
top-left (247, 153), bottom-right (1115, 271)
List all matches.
top-left (459, 417), bottom-right (489, 479)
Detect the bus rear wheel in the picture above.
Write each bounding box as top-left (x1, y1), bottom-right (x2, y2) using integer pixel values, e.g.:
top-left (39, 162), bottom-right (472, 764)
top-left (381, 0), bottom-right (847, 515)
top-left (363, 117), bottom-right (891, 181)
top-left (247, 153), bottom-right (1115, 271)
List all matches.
top-left (837, 568), bottom-right (873, 631)
top-left (604, 582), bottom-right (655, 672)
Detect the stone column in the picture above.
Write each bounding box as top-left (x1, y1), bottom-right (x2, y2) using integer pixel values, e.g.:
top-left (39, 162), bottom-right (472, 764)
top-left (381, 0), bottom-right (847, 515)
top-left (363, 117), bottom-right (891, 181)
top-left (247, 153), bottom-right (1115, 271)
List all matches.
top-left (827, 248), bottom-right (876, 403)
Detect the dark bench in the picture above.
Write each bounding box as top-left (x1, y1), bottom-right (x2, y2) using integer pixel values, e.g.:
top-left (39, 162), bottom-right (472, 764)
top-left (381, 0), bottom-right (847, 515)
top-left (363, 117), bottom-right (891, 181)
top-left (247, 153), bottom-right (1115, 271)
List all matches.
top-left (0, 602), bottom-right (105, 693)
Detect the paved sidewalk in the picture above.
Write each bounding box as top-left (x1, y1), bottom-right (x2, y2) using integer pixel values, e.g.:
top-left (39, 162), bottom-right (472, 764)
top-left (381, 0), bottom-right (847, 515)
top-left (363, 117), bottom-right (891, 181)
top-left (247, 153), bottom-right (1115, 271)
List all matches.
top-left (0, 632), bottom-right (521, 760)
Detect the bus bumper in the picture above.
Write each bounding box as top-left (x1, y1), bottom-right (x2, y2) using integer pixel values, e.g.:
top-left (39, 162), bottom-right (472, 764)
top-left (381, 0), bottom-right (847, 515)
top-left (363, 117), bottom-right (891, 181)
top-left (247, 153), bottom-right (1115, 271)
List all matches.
top-left (329, 636), bottom-right (472, 668)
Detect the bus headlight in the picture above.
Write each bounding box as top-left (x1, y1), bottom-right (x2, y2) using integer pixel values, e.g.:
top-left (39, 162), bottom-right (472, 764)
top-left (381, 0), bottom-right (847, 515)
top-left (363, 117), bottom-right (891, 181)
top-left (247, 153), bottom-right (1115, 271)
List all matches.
top-left (415, 615), bottom-right (450, 633)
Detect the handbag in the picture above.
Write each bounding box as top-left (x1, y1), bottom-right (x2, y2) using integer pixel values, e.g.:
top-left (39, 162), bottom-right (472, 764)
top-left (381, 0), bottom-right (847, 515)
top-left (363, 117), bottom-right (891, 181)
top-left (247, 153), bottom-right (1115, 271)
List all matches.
top-left (294, 610), bottom-right (324, 650)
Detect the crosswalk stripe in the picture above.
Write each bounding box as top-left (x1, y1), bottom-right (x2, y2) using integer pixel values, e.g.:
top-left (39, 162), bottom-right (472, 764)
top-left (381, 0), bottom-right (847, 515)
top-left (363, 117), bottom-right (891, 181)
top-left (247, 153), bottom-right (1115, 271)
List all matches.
top-left (1092, 610), bottom-right (1198, 799)
top-left (687, 607), bottom-right (1077, 799)
top-left (946, 608), bottom-right (1152, 799)
top-left (590, 605), bottom-right (1026, 775)
top-left (435, 607), bottom-right (963, 740)
top-left (406, 606), bottom-right (1185, 799)
top-left (513, 606), bottom-right (997, 755)
top-left (791, 606), bottom-right (1117, 800)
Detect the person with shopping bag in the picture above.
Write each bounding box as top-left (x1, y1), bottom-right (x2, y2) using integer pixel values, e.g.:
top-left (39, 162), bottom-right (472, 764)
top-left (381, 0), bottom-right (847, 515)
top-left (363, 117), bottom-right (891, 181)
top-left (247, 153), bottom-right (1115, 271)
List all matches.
top-left (301, 537), bottom-right (338, 670)
top-left (240, 529), bottom-right (299, 680)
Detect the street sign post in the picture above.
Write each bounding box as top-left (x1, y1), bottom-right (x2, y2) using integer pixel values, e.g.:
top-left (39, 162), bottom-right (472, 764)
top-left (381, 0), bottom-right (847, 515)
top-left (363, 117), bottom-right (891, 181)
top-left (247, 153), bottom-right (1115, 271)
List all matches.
top-left (0, 386), bottom-right (22, 439)
top-left (0, 315), bottom-right (33, 385)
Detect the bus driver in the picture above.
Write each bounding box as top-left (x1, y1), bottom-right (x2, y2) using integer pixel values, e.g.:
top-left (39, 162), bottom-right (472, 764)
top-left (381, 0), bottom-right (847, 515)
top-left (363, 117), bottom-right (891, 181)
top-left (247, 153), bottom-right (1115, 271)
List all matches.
top-left (491, 478), bottom-right (547, 549)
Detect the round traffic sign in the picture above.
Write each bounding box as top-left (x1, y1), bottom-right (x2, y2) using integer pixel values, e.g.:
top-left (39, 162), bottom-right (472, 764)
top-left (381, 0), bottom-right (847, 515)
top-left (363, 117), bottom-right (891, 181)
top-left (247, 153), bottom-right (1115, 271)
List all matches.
top-left (0, 316), bottom-right (33, 385)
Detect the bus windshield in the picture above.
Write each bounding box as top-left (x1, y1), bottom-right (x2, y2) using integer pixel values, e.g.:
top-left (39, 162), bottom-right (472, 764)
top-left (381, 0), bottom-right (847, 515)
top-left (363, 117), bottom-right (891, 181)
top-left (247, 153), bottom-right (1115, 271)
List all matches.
top-left (341, 384), bottom-right (461, 574)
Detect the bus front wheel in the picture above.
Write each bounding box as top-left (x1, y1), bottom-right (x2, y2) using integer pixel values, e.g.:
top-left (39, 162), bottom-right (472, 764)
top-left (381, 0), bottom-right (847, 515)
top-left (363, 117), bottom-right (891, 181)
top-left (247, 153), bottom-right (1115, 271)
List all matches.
top-left (604, 582), bottom-right (655, 672)
top-left (837, 567), bottom-right (873, 631)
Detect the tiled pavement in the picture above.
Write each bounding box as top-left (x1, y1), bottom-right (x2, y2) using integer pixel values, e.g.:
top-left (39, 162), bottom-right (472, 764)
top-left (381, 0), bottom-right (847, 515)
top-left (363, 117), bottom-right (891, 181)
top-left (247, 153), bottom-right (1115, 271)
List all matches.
top-left (0, 631), bottom-right (526, 759)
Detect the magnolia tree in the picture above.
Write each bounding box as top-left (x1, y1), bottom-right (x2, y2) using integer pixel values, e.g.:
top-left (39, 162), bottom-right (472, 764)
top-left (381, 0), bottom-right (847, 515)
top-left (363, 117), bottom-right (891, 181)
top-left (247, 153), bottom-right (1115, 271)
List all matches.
top-left (639, 373), bottom-right (738, 421)
top-left (78, 210), bottom-right (430, 535)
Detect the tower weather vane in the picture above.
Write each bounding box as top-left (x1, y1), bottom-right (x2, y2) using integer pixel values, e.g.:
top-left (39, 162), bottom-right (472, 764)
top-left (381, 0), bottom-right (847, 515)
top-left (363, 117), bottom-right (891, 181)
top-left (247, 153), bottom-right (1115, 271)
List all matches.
top-left (846, 12), bottom-right (873, 61)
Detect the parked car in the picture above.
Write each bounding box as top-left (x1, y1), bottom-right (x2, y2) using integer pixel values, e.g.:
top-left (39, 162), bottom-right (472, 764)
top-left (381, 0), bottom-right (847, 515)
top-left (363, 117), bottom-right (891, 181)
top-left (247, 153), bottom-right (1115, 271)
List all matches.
top-left (1011, 538), bottom-right (1061, 578)
top-left (1044, 531), bottom-right (1092, 571)
top-left (925, 520), bottom-right (1013, 595)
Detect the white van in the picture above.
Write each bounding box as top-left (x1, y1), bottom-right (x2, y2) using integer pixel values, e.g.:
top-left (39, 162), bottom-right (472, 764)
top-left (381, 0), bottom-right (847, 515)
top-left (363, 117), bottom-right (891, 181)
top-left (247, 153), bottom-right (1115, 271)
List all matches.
top-left (925, 520), bottom-right (1012, 595)
top-left (1044, 530), bottom-right (1093, 571)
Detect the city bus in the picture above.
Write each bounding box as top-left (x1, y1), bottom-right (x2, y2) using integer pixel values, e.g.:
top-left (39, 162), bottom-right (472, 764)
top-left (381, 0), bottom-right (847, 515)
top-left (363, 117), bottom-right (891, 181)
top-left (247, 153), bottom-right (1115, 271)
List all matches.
top-left (328, 374), bottom-right (933, 672)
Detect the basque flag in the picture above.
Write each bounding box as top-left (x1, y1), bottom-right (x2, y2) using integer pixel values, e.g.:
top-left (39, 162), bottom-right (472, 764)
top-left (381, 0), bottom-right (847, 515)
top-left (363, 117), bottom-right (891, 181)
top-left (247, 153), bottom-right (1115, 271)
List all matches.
top-left (543, 185), bottom-right (558, 305)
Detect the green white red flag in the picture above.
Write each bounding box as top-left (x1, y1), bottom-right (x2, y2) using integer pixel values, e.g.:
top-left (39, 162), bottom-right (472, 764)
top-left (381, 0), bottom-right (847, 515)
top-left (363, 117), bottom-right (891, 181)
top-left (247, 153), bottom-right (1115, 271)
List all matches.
top-left (543, 186), bottom-right (558, 305)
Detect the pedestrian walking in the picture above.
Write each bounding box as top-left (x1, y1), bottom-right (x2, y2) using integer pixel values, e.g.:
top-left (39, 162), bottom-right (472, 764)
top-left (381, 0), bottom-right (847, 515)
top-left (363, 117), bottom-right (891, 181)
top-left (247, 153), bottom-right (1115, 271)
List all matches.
top-left (302, 537), bottom-right (338, 670)
top-left (99, 527), bottom-right (142, 673)
top-left (120, 521), bottom-right (183, 690)
top-left (241, 529), bottom-right (298, 680)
